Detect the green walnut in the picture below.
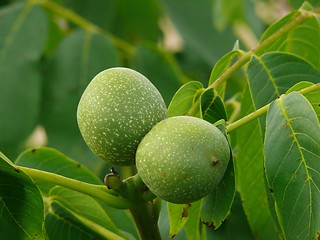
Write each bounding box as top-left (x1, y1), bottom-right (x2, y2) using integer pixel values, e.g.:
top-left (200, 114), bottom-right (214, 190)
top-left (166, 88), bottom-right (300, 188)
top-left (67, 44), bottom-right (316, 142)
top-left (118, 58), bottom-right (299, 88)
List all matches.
top-left (77, 67), bottom-right (167, 166)
top-left (136, 116), bottom-right (230, 204)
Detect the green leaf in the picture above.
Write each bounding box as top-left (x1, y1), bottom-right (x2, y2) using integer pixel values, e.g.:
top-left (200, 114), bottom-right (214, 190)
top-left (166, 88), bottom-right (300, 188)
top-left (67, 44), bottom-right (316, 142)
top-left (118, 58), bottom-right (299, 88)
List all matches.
top-left (286, 81), bottom-right (320, 121)
top-left (167, 201), bottom-right (202, 239)
top-left (131, 44), bottom-right (183, 105)
top-left (168, 203), bottom-right (190, 238)
top-left (111, 0), bottom-right (161, 42)
top-left (41, 29), bottom-right (119, 172)
top-left (212, 0), bottom-right (243, 31)
top-left (201, 122), bottom-right (235, 229)
top-left (167, 81), bottom-right (228, 123)
top-left (211, 0), bottom-right (263, 36)
top-left (208, 50), bottom-right (243, 98)
top-left (159, 0), bottom-right (236, 64)
top-left (201, 151), bottom-right (235, 230)
top-left (207, 192), bottom-right (255, 240)
top-left (235, 85), bottom-right (279, 239)
top-left (183, 200), bottom-right (202, 240)
top-left (248, 52), bottom-right (320, 110)
top-left (48, 186), bottom-right (123, 237)
top-left (0, 3), bottom-right (47, 156)
top-left (200, 88), bottom-right (228, 124)
top-left (259, 10), bottom-right (320, 70)
top-left (288, 0), bottom-right (320, 10)
top-left (247, 52), bottom-right (320, 136)
top-left (63, 0), bottom-right (116, 30)
top-left (264, 92), bottom-right (320, 239)
top-left (45, 201), bottom-right (125, 240)
top-left (167, 81), bottom-right (204, 117)
top-left (0, 152), bottom-right (44, 239)
top-left (15, 147), bottom-right (102, 194)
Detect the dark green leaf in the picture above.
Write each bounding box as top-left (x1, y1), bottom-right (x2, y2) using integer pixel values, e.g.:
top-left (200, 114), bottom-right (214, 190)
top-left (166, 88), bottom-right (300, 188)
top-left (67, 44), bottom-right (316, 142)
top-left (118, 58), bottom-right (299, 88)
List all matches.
top-left (259, 11), bottom-right (320, 70)
top-left (15, 147), bottom-right (102, 194)
top-left (167, 81), bottom-right (204, 117)
top-left (131, 44), bottom-right (183, 105)
top-left (248, 52), bottom-right (320, 109)
top-left (235, 85), bottom-right (279, 239)
top-left (201, 149), bottom-right (234, 230)
top-left (201, 122), bottom-right (235, 229)
top-left (0, 152), bottom-right (44, 239)
top-left (0, 3), bottom-right (47, 156)
top-left (200, 88), bottom-right (228, 124)
top-left (41, 29), bottom-right (119, 172)
top-left (63, 0), bottom-right (116, 30)
top-left (264, 92), bottom-right (320, 239)
top-left (111, 0), bottom-right (161, 43)
top-left (206, 192), bottom-right (255, 240)
top-left (159, 0), bottom-right (236, 64)
top-left (248, 52), bottom-right (320, 136)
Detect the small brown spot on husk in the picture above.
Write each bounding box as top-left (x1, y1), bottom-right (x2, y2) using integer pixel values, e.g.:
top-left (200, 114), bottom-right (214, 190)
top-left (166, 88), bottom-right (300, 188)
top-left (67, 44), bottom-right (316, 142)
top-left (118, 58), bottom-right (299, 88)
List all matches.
top-left (211, 158), bottom-right (220, 166)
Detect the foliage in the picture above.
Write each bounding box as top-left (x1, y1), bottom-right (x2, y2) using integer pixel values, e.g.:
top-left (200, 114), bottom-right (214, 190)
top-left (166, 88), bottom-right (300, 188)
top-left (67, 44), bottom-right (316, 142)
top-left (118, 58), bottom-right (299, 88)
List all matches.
top-left (0, 0), bottom-right (320, 239)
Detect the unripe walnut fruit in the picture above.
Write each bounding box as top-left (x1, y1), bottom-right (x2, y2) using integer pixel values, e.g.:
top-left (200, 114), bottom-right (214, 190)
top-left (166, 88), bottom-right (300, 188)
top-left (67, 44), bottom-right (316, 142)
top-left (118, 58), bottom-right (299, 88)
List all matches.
top-left (136, 116), bottom-right (230, 204)
top-left (77, 67), bottom-right (167, 166)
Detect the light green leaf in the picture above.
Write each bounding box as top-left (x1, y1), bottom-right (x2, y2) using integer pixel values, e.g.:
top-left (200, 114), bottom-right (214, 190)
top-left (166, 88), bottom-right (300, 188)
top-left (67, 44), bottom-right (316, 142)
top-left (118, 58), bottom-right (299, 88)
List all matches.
top-left (15, 147), bottom-right (102, 194)
top-left (131, 44), bottom-right (183, 105)
top-left (168, 203), bottom-right (190, 238)
top-left (168, 201), bottom-right (202, 239)
top-left (208, 50), bottom-right (243, 98)
top-left (286, 81), bottom-right (320, 121)
top-left (0, 152), bottom-right (44, 239)
top-left (235, 85), bottom-right (279, 239)
top-left (41, 29), bottom-right (119, 172)
top-left (183, 200), bottom-right (202, 240)
top-left (167, 81), bottom-right (227, 124)
top-left (45, 201), bottom-right (125, 240)
top-left (49, 186), bottom-right (122, 237)
top-left (259, 10), bottom-right (320, 70)
top-left (0, 3), bottom-right (47, 155)
top-left (264, 92), bottom-right (320, 239)
top-left (167, 81), bottom-right (204, 117)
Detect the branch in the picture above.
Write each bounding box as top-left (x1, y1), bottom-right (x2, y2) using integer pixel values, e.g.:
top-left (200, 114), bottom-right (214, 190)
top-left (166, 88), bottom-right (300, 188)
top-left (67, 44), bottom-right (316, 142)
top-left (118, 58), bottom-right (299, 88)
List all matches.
top-left (226, 83), bottom-right (320, 133)
top-left (18, 166), bottom-right (132, 209)
top-left (209, 8), bottom-right (317, 90)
